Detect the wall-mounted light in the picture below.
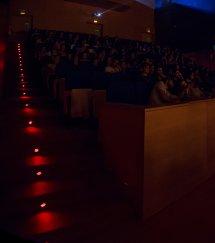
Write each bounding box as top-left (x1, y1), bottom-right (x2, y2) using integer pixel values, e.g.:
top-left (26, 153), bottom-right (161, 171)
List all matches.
top-left (146, 27), bottom-right (151, 33)
top-left (20, 10), bottom-right (27, 16)
top-left (93, 19), bottom-right (98, 24)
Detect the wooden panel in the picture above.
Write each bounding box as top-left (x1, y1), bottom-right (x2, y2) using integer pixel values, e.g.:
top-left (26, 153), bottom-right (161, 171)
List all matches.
top-left (99, 103), bottom-right (145, 213)
top-left (99, 99), bottom-right (215, 219)
top-left (93, 90), bottom-right (106, 118)
top-left (206, 99), bottom-right (215, 175)
top-left (144, 101), bottom-right (208, 218)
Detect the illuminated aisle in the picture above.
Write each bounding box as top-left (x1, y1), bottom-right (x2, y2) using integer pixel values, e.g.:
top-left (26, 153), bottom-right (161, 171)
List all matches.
top-left (0, 42), bottom-right (133, 242)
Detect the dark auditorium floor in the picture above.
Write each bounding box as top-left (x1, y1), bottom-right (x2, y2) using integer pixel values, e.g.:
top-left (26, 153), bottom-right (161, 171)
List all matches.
top-left (1, 46), bottom-right (215, 243)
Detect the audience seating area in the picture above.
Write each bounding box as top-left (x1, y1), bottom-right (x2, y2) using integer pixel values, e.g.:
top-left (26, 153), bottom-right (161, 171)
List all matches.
top-left (29, 29), bottom-right (215, 118)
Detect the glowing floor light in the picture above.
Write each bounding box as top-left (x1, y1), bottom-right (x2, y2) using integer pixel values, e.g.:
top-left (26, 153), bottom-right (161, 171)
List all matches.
top-left (40, 202), bottom-right (47, 208)
top-left (36, 171), bottom-right (43, 176)
top-left (28, 120), bottom-right (33, 125)
top-left (34, 147), bottom-right (40, 153)
top-left (25, 104), bottom-right (29, 107)
top-left (23, 92), bottom-right (26, 95)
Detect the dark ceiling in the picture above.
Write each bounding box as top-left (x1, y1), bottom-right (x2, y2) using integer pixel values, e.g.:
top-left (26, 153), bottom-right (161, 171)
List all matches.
top-left (64, 0), bottom-right (130, 12)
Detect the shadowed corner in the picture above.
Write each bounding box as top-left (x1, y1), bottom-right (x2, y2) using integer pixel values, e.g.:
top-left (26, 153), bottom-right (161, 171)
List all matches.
top-left (0, 230), bottom-right (35, 242)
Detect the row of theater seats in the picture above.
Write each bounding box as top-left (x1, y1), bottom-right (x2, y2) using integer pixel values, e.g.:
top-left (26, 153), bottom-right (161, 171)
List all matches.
top-left (42, 65), bottom-right (154, 118)
top-left (42, 68), bottom-right (107, 119)
top-left (107, 73), bottom-right (153, 105)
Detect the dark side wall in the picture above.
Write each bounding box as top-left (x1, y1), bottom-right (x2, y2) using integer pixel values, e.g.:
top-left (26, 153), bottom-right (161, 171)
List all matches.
top-left (155, 3), bottom-right (215, 51)
top-left (0, 1), bottom-right (10, 97)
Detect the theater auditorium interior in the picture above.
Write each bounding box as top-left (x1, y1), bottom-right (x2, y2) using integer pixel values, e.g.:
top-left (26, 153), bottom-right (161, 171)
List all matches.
top-left (0, 0), bottom-right (215, 242)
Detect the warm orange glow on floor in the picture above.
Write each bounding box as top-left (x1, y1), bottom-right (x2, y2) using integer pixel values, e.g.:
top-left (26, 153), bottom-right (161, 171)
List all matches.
top-left (26, 155), bottom-right (51, 166)
top-left (26, 211), bottom-right (68, 234)
top-left (24, 181), bottom-right (59, 197)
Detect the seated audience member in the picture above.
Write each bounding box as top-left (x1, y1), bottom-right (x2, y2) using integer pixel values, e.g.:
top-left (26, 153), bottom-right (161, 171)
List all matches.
top-left (190, 81), bottom-right (205, 99)
top-left (121, 60), bottom-right (131, 73)
top-left (105, 57), bottom-right (120, 74)
top-left (55, 56), bottom-right (72, 78)
top-left (156, 66), bottom-right (167, 82)
top-left (139, 63), bottom-right (151, 81)
top-left (187, 72), bottom-right (205, 99)
top-left (135, 63), bottom-right (155, 105)
top-left (171, 68), bottom-right (185, 95)
top-left (178, 80), bottom-right (191, 101)
top-left (30, 29), bottom-right (215, 107)
top-left (149, 78), bottom-right (179, 106)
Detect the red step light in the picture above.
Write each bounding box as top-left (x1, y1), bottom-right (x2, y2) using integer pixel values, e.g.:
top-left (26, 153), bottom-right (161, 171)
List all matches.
top-left (40, 202), bottom-right (47, 208)
top-left (28, 120), bottom-right (33, 125)
top-left (36, 171), bottom-right (42, 176)
top-left (34, 147), bottom-right (40, 153)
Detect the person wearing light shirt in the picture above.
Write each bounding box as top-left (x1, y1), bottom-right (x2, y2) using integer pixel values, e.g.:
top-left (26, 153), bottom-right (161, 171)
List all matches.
top-left (149, 79), bottom-right (179, 106)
